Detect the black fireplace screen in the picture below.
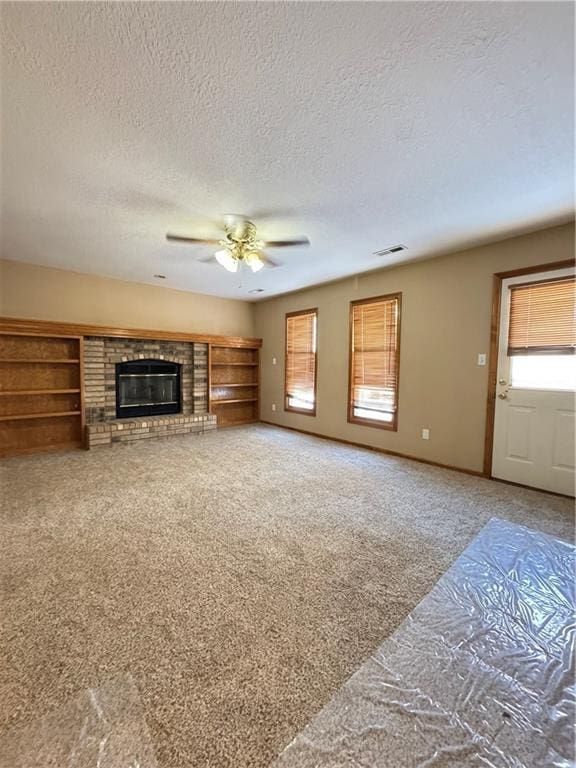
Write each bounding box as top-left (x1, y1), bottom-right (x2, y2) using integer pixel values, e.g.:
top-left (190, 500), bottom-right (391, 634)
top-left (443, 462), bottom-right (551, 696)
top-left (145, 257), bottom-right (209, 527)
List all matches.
top-left (116, 359), bottom-right (181, 418)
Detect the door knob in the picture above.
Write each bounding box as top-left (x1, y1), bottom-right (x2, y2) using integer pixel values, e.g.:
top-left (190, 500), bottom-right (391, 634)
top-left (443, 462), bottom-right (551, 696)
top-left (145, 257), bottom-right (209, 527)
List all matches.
top-left (499, 378), bottom-right (507, 385)
top-left (498, 392), bottom-right (508, 400)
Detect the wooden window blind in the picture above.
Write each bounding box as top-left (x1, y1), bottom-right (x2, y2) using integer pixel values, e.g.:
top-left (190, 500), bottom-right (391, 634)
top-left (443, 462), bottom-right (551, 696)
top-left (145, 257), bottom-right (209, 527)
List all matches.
top-left (349, 293), bottom-right (401, 429)
top-left (508, 277), bottom-right (576, 355)
top-left (285, 309), bottom-right (317, 414)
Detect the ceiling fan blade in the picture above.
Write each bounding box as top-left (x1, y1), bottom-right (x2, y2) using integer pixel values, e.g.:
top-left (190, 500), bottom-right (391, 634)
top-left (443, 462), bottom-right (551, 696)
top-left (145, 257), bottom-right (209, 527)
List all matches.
top-left (166, 234), bottom-right (221, 245)
top-left (260, 253), bottom-right (282, 269)
top-left (264, 237), bottom-right (310, 248)
top-left (247, 207), bottom-right (297, 221)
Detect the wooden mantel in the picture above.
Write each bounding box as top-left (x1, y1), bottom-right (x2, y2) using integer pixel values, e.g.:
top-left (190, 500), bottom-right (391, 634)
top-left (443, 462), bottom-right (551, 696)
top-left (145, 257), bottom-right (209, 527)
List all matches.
top-left (0, 316), bottom-right (262, 348)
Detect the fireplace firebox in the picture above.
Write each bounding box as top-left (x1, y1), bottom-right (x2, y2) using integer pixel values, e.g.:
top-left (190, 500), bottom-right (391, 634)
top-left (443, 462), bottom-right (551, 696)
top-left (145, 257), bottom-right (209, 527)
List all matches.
top-left (116, 359), bottom-right (181, 418)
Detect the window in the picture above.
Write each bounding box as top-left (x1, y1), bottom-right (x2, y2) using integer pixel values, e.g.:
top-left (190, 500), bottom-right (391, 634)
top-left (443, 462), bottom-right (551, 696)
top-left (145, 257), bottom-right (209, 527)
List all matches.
top-left (285, 309), bottom-right (317, 414)
top-left (510, 355), bottom-right (576, 390)
top-left (349, 294), bottom-right (401, 429)
top-left (508, 277), bottom-right (575, 391)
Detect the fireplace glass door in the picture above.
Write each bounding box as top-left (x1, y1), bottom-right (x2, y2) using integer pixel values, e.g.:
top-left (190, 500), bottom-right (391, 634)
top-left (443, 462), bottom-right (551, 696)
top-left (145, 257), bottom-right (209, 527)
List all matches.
top-left (116, 359), bottom-right (181, 418)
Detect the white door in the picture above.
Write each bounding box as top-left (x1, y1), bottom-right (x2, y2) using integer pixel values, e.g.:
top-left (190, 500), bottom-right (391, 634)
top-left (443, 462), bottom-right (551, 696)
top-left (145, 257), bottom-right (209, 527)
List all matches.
top-left (492, 268), bottom-right (576, 496)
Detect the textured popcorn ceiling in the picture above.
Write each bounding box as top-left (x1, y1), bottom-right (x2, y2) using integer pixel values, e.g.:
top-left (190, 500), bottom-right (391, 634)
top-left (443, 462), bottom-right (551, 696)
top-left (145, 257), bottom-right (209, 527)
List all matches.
top-left (1, 2), bottom-right (574, 300)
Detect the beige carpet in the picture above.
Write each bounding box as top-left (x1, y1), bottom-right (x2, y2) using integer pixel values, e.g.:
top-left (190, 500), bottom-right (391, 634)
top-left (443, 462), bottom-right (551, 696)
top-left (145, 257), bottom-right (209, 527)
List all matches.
top-left (0, 424), bottom-right (573, 767)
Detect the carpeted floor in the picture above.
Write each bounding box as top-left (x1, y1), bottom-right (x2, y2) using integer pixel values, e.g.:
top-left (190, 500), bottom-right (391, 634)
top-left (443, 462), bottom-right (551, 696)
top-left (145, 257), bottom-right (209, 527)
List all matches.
top-left (0, 424), bottom-right (573, 767)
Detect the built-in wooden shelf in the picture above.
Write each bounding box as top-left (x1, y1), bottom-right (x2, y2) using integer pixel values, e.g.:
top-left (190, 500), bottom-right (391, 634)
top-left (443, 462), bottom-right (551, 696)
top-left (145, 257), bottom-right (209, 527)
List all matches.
top-left (211, 382), bottom-right (258, 388)
top-left (0, 319), bottom-right (262, 457)
top-left (208, 344), bottom-right (260, 426)
top-left (0, 333), bottom-right (84, 457)
top-left (0, 411), bottom-right (81, 422)
top-left (0, 388), bottom-right (81, 396)
top-left (0, 359), bottom-right (80, 364)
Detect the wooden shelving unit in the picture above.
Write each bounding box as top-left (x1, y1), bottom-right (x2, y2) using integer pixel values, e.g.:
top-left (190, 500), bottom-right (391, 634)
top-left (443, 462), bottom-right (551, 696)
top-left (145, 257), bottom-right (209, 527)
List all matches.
top-left (209, 344), bottom-right (260, 427)
top-left (0, 334), bottom-right (84, 457)
top-left (0, 388), bottom-right (81, 396)
top-left (0, 411), bottom-right (81, 422)
top-left (0, 358), bottom-right (80, 364)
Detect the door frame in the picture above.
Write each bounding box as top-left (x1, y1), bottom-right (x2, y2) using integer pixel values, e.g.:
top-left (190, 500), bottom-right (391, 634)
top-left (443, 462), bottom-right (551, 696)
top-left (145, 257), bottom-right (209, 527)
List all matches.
top-left (483, 259), bottom-right (575, 478)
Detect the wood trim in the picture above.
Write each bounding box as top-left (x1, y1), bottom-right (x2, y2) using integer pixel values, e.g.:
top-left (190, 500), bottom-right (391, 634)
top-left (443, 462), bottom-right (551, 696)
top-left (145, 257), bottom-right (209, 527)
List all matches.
top-left (260, 421), bottom-right (483, 477)
top-left (256, 347), bottom-right (261, 423)
top-left (483, 274), bottom-right (502, 476)
top-left (0, 388), bottom-right (81, 396)
top-left (79, 336), bottom-right (87, 449)
top-left (347, 292), bottom-right (402, 432)
top-left (0, 316), bottom-right (262, 348)
top-left (0, 359), bottom-right (81, 364)
top-left (284, 307), bottom-right (318, 417)
top-left (483, 259), bottom-right (576, 477)
top-left (494, 259), bottom-right (575, 280)
top-left (346, 416), bottom-right (399, 430)
top-left (207, 344), bottom-right (212, 414)
top-left (209, 342), bottom-right (258, 349)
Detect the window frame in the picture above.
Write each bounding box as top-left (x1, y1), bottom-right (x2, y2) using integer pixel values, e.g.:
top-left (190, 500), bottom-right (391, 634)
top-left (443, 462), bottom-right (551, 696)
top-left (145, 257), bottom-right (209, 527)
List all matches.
top-left (284, 307), bottom-right (318, 416)
top-left (347, 293), bottom-right (402, 431)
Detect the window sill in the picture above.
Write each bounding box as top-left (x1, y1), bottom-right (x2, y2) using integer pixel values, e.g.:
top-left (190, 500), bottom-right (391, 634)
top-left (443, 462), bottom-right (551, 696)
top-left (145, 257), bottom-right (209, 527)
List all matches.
top-left (286, 406), bottom-right (316, 417)
top-left (348, 414), bottom-right (397, 431)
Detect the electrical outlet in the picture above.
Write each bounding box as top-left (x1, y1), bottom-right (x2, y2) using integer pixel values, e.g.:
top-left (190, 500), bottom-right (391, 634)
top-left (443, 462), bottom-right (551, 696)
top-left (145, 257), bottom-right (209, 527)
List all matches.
top-left (422, 428), bottom-right (430, 440)
top-left (272, 403), bottom-right (276, 412)
top-left (477, 353), bottom-right (487, 366)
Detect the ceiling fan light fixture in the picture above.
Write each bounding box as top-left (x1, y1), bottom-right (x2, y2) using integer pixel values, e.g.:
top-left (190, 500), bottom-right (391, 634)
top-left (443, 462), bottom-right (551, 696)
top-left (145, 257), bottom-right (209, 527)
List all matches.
top-left (214, 248), bottom-right (238, 272)
top-left (166, 215), bottom-right (309, 274)
top-left (245, 250), bottom-right (265, 272)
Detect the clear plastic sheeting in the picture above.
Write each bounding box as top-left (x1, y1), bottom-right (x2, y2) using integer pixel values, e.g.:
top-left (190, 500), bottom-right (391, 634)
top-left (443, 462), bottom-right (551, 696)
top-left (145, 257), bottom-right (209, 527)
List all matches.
top-left (1, 674), bottom-right (158, 768)
top-left (273, 518), bottom-right (576, 768)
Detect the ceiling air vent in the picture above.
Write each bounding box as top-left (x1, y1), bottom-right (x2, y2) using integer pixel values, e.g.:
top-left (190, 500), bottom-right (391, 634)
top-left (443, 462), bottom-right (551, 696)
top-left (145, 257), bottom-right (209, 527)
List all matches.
top-left (373, 244), bottom-right (407, 257)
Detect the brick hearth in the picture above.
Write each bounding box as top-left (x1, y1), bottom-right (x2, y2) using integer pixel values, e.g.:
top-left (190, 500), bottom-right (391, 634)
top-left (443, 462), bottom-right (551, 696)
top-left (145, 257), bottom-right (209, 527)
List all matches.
top-left (87, 413), bottom-right (216, 448)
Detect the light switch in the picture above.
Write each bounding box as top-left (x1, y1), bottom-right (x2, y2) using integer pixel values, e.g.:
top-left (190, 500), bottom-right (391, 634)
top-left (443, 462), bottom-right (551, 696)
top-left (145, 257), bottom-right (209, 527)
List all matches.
top-left (422, 428), bottom-right (430, 440)
top-left (272, 357), bottom-right (277, 365)
top-left (272, 403), bottom-right (276, 412)
top-left (477, 353), bottom-right (487, 366)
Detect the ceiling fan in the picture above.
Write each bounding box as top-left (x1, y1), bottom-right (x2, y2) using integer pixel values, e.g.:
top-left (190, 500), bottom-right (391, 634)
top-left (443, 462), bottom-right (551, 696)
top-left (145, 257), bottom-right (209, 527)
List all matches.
top-left (166, 214), bottom-right (310, 273)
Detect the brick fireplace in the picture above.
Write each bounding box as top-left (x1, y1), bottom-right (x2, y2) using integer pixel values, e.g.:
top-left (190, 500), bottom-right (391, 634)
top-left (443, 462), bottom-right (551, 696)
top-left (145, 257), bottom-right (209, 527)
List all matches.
top-left (84, 337), bottom-right (216, 448)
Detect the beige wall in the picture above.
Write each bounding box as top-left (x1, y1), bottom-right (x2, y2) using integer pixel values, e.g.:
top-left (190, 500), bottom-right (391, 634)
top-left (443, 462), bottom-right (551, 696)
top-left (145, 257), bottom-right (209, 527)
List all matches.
top-left (254, 223), bottom-right (575, 473)
top-left (0, 259), bottom-right (255, 338)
